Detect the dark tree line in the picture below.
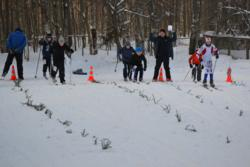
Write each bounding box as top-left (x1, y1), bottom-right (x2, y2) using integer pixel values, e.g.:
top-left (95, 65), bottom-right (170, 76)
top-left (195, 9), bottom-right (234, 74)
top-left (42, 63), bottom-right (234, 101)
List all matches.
top-left (0, 0), bottom-right (249, 54)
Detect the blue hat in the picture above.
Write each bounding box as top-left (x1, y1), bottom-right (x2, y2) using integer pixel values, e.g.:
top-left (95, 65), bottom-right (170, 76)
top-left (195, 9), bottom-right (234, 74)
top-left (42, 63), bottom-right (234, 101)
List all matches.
top-left (135, 47), bottom-right (143, 53)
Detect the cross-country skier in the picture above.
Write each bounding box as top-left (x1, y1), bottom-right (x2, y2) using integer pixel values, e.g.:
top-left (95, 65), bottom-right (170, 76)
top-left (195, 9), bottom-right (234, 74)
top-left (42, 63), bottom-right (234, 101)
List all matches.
top-left (188, 48), bottom-right (203, 82)
top-left (39, 32), bottom-right (53, 79)
top-left (130, 47), bottom-right (147, 82)
top-left (51, 35), bottom-right (74, 84)
top-left (198, 32), bottom-right (219, 87)
top-left (1, 27), bottom-right (27, 80)
top-left (118, 41), bottom-right (136, 81)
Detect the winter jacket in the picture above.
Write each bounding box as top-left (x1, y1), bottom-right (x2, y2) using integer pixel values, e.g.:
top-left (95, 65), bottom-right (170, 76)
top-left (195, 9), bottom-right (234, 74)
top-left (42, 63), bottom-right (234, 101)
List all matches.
top-left (119, 46), bottom-right (136, 63)
top-left (189, 50), bottom-right (202, 65)
top-left (130, 52), bottom-right (147, 70)
top-left (39, 39), bottom-right (53, 58)
top-left (52, 41), bottom-right (73, 65)
top-left (6, 30), bottom-right (27, 54)
top-left (150, 32), bottom-right (176, 60)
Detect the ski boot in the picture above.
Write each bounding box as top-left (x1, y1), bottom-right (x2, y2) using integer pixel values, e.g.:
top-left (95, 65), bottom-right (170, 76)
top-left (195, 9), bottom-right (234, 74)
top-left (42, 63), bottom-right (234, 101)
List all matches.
top-left (210, 80), bottom-right (215, 88)
top-left (203, 79), bottom-right (208, 87)
top-left (43, 72), bottom-right (48, 80)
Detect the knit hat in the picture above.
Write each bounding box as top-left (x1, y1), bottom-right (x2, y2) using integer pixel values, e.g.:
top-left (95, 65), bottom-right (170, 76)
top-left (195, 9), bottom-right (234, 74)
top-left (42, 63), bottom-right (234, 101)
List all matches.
top-left (58, 35), bottom-right (65, 46)
top-left (159, 28), bottom-right (166, 33)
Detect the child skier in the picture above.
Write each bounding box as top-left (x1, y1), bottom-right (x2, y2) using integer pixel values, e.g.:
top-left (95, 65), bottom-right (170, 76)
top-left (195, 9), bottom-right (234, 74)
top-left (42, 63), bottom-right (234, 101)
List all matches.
top-left (198, 32), bottom-right (219, 87)
top-left (51, 35), bottom-right (74, 84)
top-left (130, 47), bottom-right (147, 82)
top-left (188, 48), bottom-right (203, 82)
top-left (118, 41), bottom-right (136, 81)
top-left (39, 33), bottom-right (53, 79)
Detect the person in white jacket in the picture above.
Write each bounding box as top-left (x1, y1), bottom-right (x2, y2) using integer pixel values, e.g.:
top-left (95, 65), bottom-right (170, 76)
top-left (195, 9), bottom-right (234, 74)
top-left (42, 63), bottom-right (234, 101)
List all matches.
top-left (198, 33), bottom-right (219, 87)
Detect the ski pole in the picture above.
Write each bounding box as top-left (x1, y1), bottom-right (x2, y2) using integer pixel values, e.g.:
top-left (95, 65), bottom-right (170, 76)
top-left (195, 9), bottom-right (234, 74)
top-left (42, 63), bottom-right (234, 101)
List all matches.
top-left (69, 54), bottom-right (72, 84)
top-left (34, 46), bottom-right (42, 78)
top-left (114, 48), bottom-right (120, 72)
top-left (183, 68), bottom-right (191, 81)
top-left (114, 58), bottom-right (119, 72)
top-left (212, 58), bottom-right (218, 75)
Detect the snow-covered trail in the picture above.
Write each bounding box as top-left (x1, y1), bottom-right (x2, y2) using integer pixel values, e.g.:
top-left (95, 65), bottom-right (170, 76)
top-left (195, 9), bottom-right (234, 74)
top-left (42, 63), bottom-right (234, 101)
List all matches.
top-left (0, 46), bottom-right (250, 167)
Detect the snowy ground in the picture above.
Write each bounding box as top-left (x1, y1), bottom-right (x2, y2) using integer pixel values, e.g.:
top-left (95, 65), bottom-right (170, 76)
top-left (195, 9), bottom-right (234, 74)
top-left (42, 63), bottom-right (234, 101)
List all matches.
top-left (0, 46), bottom-right (250, 167)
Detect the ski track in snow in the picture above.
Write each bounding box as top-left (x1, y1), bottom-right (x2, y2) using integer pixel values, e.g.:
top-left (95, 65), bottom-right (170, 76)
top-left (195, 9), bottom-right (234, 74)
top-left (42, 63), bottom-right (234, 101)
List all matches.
top-left (1, 46), bottom-right (250, 167)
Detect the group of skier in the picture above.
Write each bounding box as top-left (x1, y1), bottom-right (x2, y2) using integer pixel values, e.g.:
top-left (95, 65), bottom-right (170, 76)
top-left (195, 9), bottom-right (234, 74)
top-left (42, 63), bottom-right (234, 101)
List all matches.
top-left (188, 33), bottom-right (219, 87)
top-left (1, 27), bottom-right (219, 87)
top-left (118, 41), bottom-right (147, 82)
top-left (1, 28), bottom-right (74, 84)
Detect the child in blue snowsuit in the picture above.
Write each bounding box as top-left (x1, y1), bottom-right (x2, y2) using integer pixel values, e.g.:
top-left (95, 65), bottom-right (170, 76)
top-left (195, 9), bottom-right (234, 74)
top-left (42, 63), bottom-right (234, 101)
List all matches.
top-left (130, 47), bottom-right (147, 82)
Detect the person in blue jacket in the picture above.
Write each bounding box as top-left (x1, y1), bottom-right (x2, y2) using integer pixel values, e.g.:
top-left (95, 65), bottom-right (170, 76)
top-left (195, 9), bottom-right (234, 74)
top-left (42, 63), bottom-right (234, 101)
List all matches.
top-left (118, 41), bottom-right (136, 81)
top-left (39, 33), bottom-right (53, 79)
top-left (2, 27), bottom-right (27, 80)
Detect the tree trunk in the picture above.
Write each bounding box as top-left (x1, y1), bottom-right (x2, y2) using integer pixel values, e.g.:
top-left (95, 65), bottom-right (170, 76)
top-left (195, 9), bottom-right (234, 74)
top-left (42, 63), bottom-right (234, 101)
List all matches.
top-left (189, 0), bottom-right (201, 54)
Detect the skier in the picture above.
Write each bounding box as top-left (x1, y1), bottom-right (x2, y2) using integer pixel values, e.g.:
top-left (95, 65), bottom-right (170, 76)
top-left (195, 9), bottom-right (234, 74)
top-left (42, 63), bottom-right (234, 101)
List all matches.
top-left (198, 32), bottom-right (219, 87)
top-left (1, 27), bottom-right (27, 80)
top-left (118, 41), bottom-right (136, 81)
top-left (130, 47), bottom-right (147, 82)
top-left (151, 28), bottom-right (176, 82)
top-left (39, 33), bottom-right (53, 79)
top-left (188, 48), bottom-right (203, 82)
top-left (51, 35), bottom-right (74, 84)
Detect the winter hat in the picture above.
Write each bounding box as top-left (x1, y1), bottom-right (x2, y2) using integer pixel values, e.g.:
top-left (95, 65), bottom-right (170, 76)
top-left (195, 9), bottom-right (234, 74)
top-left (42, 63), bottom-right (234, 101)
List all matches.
top-left (15, 27), bottom-right (22, 32)
top-left (58, 35), bottom-right (65, 46)
top-left (159, 28), bottom-right (166, 33)
top-left (125, 41), bottom-right (131, 47)
top-left (46, 32), bottom-right (52, 37)
top-left (135, 47), bottom-right (143, 53)
top-left (203, 31), bottom-right (215, 37)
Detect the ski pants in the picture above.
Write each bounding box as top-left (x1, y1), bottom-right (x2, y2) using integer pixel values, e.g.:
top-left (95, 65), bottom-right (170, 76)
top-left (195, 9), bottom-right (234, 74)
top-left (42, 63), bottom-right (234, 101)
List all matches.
top-left (3, 52), bottom-right (23, 79)
top-left (153, 57), bottom-right (171, 80)
top-left (192, 64), bottom-right (202, 82)
top-left (123, 62), bottom-right (132, 79)
top-left (134, 65), bottom-right (143, 81)
top-left (51, 61), bottom-right (65, 83)
top-left (203, 60), bottom-right (213, 83)
top-left (43, 56), bottom-right (51, 74)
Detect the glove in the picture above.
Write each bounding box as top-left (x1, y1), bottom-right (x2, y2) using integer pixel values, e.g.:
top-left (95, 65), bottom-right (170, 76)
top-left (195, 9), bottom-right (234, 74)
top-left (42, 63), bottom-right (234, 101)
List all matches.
top-left (199, 58), bottom-right (203, 62)
top-left (70, 49), bottom-right (74, 53)
top-left (118, 55), bottom-right (122, 61)
top-left (189, 64), bottom-right (193, 68)
top-left (144, 67), bottom-right (147, 71)
top-left (8, 49), bottom-right (14, 54)
top-left (201, 65), bottom-right (204, 69)
top-left (171, 57), bottom-right (174, 60)
top-left (216, 55), bottom-right (219, 59)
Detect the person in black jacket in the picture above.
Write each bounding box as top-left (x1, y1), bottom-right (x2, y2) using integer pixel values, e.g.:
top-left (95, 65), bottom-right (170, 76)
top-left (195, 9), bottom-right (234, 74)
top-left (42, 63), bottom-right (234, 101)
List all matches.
top-left (118, 41), bottom-right (136, 81)
top-left (51, 35), bottom-right (73, 84)
top-left (39, 33), bottom-right (53, 79)
top-left (151, 28), bottom-right (176, 81)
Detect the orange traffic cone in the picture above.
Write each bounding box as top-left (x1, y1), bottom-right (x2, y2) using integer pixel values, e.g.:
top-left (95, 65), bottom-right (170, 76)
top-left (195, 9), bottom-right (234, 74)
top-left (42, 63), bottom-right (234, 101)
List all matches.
top-left (88, 65), bottom-right (95, 82)
top-left (226, 67), bottom-right (233, 83)
top-left (10, 65), bottom-right (17, 81)
top-left (158, 68), bottom-right (164, 82)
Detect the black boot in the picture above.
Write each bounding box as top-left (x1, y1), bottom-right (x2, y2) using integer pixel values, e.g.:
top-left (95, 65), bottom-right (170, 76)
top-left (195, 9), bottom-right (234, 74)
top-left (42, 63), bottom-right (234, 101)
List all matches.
top-left (210, 80), bottom-right (215, 88)
top-left (43, 72), bottom-right (48, 79)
